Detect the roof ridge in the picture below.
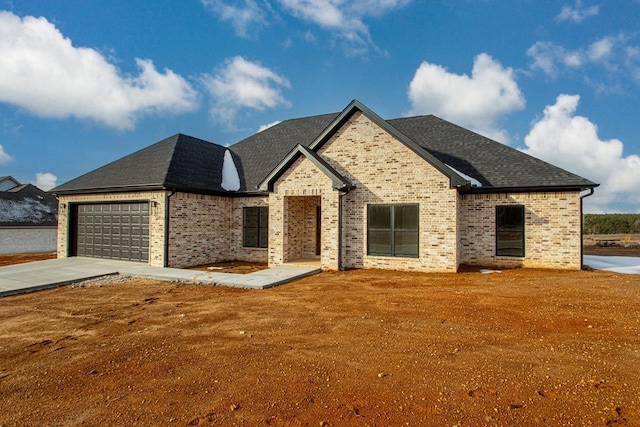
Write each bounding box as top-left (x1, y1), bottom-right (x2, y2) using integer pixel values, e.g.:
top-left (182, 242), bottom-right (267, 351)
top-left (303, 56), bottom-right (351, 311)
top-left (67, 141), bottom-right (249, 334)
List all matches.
top-left (387, 113), bottom-right (437, 122)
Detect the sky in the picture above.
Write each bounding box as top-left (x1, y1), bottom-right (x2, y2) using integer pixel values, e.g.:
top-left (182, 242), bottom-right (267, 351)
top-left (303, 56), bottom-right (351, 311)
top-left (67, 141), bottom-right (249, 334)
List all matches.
top-left (0, 0), bottom-right (639, 213)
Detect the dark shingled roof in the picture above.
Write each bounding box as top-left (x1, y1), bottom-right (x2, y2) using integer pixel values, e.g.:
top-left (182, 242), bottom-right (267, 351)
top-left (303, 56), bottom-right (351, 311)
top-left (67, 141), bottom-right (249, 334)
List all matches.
top-left (0, 183), bottom-right (58, 226)
top-left (387, 115), bottom-right (597, 190)
top-left (53, 101), bottom-right (597, 196)
top-left (229, 113), bottom-right (338, 192)
top-left (52, 134), bottom-right (228, 194)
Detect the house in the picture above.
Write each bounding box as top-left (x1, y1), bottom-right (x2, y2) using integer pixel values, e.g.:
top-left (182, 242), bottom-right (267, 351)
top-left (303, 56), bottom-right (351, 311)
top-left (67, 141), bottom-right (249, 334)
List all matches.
top-left (0, 177), bottom-right (58, 254)
top-left (51, 100), bottom-right (597, 272)
top-left (0, 176), bottom-right (21, 192)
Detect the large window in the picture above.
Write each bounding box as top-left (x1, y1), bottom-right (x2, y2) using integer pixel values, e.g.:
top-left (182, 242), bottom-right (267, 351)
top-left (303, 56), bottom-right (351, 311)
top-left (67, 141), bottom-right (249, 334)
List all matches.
top-left (496, 205), bottom-right (525, 257)
top-left (367, 204), bottom-right (419, 257)
top-left (243, 207), bottom-right (268, 248)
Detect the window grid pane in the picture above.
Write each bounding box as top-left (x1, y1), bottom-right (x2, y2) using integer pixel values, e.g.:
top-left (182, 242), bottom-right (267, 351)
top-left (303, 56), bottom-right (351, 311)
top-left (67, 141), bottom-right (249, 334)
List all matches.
top-left (394, 230), bottom-right (419, 257)
top-left (369, 230), bottom-right (392, 256)
top-left (243, 207), bottom-right (268, 248)
top-left (369, 205), bottom-right (392, 229)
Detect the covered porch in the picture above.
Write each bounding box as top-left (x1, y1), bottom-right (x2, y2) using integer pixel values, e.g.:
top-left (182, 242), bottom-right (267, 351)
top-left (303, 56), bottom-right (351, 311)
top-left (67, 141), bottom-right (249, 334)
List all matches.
top-left (260, 144), bottom-right (355, 271)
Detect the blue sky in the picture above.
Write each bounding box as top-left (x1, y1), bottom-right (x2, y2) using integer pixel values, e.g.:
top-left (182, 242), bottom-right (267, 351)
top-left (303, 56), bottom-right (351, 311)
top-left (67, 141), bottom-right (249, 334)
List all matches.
top-left (0, 0), bottom-right (639, 213)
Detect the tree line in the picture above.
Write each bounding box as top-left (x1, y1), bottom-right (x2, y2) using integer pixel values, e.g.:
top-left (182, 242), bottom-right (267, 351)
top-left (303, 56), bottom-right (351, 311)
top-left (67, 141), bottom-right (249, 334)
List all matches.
top-left (583, 214), bottom-right (640, 235)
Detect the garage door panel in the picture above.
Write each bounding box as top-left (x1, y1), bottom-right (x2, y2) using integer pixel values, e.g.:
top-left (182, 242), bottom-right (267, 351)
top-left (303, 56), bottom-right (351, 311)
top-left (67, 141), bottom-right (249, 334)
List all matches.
top-left (75, 202), bottom-right (149, 263)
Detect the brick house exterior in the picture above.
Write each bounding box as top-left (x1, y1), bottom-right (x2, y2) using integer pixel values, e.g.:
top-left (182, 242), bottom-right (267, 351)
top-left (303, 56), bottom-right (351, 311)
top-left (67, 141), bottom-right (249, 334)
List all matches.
top-left (52, 100), bottom-right (597, 272)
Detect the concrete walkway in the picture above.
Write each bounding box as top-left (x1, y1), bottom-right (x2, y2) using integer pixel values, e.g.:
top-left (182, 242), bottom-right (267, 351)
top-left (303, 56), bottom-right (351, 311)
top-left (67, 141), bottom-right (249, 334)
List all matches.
top-left (0, 257), bottom-right (321, 297)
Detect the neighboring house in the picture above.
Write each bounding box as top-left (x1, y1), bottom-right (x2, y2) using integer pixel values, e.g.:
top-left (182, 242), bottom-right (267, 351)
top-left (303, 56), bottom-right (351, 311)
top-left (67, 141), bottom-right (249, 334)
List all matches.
top-left (0, 176), bottom-right (21, 191)
top-left (52, 100), bottom-right (597, 272)
top-left (0, 177), bottom-right (58, 254)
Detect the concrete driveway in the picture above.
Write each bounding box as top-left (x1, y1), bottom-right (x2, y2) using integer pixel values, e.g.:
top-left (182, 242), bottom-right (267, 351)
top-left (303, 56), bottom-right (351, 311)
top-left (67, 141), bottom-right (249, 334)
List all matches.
top-left (0, 257), bottom-right (321, 297)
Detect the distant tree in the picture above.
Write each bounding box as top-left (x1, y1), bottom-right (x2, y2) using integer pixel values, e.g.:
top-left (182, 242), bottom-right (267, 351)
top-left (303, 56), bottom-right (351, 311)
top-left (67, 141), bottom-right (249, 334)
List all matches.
top-left (584, 214), bottom-right (640, 234)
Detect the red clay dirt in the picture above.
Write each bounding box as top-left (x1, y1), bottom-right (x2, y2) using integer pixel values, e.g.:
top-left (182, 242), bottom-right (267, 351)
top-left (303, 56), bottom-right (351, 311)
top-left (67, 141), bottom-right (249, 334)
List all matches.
top-left (0, 252), bottom-right (55, 267)
top-left (187, 261), bottom-right (268, 274)
top-left (0, 253), bottom-right (638, 426)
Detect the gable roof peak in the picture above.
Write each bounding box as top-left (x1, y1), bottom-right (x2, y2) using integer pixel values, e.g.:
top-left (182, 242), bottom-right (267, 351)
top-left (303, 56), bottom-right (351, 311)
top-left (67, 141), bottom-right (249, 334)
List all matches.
top-left (308, 99), bottom-right (469, 189)
top-left (258, 144), bottom-right (355, 192)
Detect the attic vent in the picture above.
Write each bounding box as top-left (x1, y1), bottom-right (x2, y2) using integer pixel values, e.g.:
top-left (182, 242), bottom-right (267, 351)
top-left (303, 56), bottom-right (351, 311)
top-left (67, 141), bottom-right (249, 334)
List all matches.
top-left (221, 150), bottom-right (240, 191)
top-left (445, 164), bottom-right (482, 187)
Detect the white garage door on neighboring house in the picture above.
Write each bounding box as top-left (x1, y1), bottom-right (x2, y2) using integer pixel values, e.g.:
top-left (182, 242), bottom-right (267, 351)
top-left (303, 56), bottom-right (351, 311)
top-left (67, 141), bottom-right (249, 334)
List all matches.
top-left (73, 202), bottom-right (149, 262)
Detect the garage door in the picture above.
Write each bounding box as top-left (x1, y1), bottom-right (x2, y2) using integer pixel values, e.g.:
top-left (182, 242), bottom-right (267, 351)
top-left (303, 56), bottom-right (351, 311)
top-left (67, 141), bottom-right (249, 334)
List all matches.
top-left (75, 202), bottom-right (149, 262)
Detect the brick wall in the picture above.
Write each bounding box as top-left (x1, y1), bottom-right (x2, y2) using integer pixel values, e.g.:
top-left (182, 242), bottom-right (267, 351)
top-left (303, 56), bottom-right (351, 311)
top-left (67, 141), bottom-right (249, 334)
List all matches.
top-left (56, 191), bottom-right (167, 266)
top-left (59, 191), bottom-right (268, 268)
top-left (459, 192), bottom-right (582, 269)
top-left (229, 196), bottom-right (269, 263)
top-left (167, 192), bottom-right (231, 268)
top-left (270, 158), bottom-right (339, 270)
top-left (322, 112), bottom-right (459, 272)
top-left (271, 111), bottom-right (459, 272)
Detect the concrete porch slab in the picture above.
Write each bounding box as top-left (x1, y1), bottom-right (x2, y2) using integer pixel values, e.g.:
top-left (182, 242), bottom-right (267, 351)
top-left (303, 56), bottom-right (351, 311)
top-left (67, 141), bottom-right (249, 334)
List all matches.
top-left (0, 257), bottom-right (321, 297)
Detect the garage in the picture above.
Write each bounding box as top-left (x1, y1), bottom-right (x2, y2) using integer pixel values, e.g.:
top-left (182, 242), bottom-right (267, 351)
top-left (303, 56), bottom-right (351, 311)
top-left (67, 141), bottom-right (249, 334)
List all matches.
top-left (73, 202), bottom-right (149, 262)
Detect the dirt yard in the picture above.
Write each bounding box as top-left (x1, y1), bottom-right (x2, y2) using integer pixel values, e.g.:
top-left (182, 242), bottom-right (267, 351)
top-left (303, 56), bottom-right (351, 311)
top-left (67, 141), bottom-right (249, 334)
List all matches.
top-left (0, 252), bottom-right (55, 267)
top-left (584, 234), bottom-right (640, 257)
top-left (0, 257), bottom-right (639, 426)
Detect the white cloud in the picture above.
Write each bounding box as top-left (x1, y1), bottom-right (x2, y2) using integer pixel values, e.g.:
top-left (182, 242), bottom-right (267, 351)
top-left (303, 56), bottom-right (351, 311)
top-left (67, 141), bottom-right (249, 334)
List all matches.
top-left (0, 11), bottom-right (198, 130)
top-left (0, 144), bottom-right (12, 164)
top-left (258, 120), bottom-right (282, 132)
top-left (588, 37), bottom-right (614, 61)
top-left (555, 1), bottom-right (599, 23)
top-left (523, 94), bottom-right (640, 212)
top-left (278, 0), bottom-right (411, 55)
top-left (527, 41), bottom-right (583, 76)
top-left (203, 0), bottom-right (411, 56)
top-left (527, 34), bottom-right (638, 83)
top-left (201, 0), bottom-right (267, 38)
top-left (407, 53), bottom-right (525, 142)
top-left (201, 56), bottom-right (290, 128)
top-left (33, 172), bottom-right (57, 191)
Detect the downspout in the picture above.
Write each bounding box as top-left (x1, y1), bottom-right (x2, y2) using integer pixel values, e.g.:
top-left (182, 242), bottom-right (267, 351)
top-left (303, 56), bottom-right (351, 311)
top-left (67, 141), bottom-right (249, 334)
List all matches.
top-left (338, 191), bottom-right (344, 271)
top-left (580, 188), bottom-right (595, 270)
top-left (164, 189), bottom-right (176, 267)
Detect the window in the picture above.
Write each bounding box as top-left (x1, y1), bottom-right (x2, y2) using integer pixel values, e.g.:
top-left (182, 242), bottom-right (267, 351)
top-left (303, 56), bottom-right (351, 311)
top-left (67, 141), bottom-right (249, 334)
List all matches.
top-left (367, 204), bottom-right (419, 257)
top-left (243, 207), bottom-right (268, 248)
top-left (496, 205), bottom-right (525, 257)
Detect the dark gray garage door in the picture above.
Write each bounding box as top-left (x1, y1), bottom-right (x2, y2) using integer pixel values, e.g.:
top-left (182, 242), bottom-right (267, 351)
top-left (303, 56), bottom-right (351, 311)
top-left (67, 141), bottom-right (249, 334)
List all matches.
top-left (75, 202), bottom-right (149, 262)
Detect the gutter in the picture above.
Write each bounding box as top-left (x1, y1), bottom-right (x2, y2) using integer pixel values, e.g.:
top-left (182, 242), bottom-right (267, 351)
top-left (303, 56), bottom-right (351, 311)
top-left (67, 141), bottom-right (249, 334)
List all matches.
top-left (462, 184), bottom-right (599, 195)
top-left (163, 189), bottom-right (176, 267)
top-left (580, 188), bottom-right (595, 270)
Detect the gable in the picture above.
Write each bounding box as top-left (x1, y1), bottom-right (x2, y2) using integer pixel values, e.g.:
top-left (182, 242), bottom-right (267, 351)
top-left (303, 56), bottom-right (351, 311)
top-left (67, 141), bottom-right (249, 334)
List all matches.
top-left (257, 101), bottom-right (469, 194)
top-left (0, 176), bottom-right (20, 191)
top-left (317, 110), bottom-right (455, 192)
top-left (230, 113), bottom-right (338, 192)
top-left (272, 153), bottom-right (336, 194)
top-left (309, 100), bottom-right (469, 189)
top-left (259, 145), bottom-right (354, 192)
